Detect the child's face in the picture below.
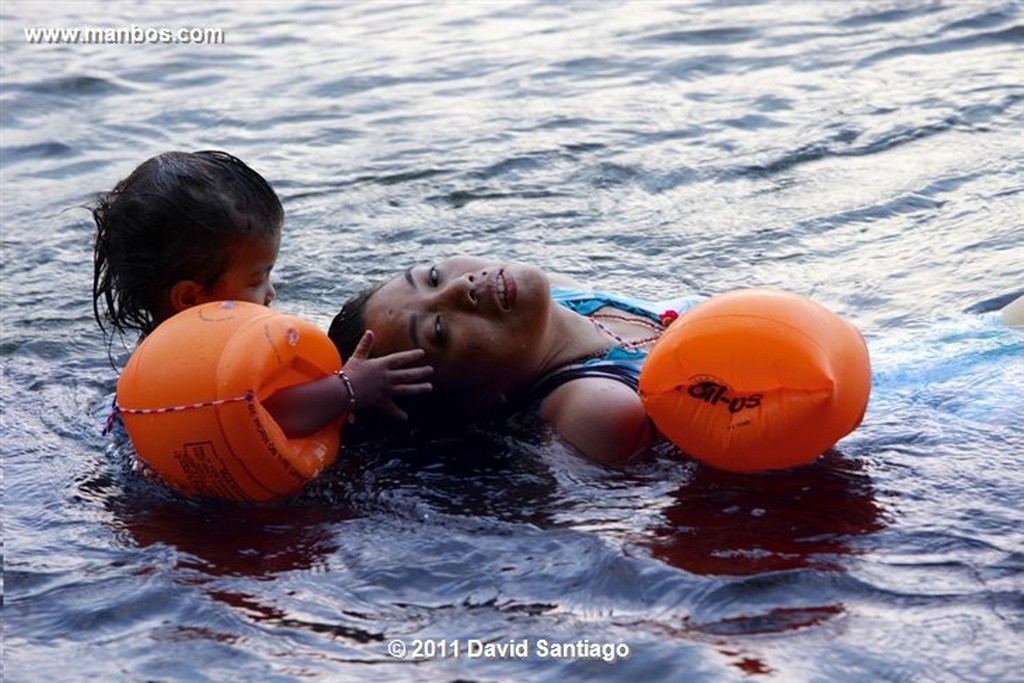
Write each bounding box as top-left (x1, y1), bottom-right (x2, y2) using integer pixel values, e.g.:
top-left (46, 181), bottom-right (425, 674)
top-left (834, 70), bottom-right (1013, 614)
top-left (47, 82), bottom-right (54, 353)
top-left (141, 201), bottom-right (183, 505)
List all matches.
top-left (198, 233), bottom-right (280, 307)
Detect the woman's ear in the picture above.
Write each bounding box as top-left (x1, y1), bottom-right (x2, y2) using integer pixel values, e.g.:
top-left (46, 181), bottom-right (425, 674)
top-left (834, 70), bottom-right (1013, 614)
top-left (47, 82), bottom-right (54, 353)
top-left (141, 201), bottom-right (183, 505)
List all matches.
top-left (167, 280), bottom-right (204, 314)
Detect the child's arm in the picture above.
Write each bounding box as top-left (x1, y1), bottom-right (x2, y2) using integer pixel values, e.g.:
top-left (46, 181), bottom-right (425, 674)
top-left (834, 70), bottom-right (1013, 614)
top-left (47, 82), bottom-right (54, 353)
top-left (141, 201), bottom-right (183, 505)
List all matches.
top-left (262, 331), bottom-right (432, 438)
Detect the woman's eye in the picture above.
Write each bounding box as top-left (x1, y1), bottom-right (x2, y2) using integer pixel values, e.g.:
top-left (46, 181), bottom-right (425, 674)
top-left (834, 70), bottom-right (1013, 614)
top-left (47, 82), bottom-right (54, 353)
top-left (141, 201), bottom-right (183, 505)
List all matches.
top-left (433, 315), bottom-right (446, 346)
top-left (429, 266), bottom-right (440, 286)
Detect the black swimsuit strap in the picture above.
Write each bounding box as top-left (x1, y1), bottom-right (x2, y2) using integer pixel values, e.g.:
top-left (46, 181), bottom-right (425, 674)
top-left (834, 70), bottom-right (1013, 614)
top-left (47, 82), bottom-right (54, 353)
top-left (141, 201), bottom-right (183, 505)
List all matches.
top-left (520, 361), bottom-right (640, 407)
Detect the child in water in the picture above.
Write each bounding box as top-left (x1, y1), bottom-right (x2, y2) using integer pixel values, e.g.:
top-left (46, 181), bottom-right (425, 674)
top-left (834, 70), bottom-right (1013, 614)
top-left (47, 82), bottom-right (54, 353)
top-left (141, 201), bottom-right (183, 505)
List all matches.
top-left (92, 150), bottom-right (432, 436)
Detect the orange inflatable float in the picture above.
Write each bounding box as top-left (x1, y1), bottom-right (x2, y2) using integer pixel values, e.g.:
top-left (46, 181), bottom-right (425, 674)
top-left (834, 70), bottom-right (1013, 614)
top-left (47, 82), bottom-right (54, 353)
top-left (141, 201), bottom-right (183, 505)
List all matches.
top-left (116, 301), bottom-right (343, 502)
top-left (639, 289), bottom-right (870, 472)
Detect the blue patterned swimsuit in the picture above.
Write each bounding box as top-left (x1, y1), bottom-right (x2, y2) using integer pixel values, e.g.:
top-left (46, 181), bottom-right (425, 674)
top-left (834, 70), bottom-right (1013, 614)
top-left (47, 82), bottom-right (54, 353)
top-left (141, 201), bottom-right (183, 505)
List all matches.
top-left (521, 287), bottom-right (698, 403)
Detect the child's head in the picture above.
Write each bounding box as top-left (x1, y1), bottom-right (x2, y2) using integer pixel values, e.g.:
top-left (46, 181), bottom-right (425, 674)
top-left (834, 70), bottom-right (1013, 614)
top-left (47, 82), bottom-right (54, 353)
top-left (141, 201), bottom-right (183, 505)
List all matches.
top-left (92, 150), bottom-right (283, 338)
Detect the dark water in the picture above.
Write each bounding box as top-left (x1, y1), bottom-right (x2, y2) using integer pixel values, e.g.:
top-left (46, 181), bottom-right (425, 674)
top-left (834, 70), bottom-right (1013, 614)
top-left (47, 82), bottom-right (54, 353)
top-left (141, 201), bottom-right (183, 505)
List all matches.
top-left (3, 2), bottom-right (1022, 681)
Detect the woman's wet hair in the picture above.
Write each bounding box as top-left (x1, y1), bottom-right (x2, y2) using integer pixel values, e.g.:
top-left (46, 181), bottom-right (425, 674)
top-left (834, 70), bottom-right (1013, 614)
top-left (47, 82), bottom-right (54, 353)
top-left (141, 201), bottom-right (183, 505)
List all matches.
top-left (92, 150), bottom-right (283, 340)
top-left (328, 285), bottom-right (381, 361)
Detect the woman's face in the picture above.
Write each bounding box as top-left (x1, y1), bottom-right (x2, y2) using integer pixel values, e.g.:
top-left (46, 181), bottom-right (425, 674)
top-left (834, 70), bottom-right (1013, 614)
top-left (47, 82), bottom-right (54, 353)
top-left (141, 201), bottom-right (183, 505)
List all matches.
top-left (363, 255), bottom-right (553, 395)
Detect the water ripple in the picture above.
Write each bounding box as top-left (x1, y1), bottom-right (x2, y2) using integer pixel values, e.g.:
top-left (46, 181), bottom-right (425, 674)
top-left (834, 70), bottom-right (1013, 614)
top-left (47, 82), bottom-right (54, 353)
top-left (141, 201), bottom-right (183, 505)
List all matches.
top-left (4, 1), bottom-right (1024, 681)
top-left (858, 25), bottom-right (1024, 67)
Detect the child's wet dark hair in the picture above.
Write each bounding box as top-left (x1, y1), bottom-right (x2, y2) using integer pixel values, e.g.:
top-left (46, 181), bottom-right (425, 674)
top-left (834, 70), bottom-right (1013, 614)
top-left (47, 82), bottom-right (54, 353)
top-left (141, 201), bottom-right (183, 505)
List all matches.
top-left (92, 150), bottom-right (283, 340)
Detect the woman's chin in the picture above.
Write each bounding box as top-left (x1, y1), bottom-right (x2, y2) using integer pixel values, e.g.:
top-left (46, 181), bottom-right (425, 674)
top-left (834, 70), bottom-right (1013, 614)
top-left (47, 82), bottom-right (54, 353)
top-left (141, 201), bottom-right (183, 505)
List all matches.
top-left (507, 263), bottom-right (550, 307)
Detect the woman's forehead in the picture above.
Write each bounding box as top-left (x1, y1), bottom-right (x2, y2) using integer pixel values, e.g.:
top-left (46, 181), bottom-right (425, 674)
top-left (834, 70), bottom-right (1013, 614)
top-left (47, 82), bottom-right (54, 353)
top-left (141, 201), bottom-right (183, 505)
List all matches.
top-left (365, 275), bottom-right (418, 353)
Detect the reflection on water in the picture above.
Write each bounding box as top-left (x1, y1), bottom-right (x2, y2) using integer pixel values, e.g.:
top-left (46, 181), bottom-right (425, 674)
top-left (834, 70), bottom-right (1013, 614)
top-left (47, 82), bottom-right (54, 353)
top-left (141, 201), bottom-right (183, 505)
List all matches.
top-left (119, 500), bottom-right (347, 578)
top-left (649, 453), bottom-right (883, 577)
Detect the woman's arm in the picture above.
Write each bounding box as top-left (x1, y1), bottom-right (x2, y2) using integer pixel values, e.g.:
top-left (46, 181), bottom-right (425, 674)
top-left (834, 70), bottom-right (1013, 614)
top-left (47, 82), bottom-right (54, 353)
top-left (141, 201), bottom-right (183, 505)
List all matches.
top-left (539, 377), bottom-right (652, 464)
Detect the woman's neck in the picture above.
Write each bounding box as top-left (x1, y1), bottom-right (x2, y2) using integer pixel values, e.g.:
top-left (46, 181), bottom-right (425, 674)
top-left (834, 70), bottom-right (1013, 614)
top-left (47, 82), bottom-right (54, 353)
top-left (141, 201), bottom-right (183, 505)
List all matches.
top-left (532, 304), bottom-right (613, 378)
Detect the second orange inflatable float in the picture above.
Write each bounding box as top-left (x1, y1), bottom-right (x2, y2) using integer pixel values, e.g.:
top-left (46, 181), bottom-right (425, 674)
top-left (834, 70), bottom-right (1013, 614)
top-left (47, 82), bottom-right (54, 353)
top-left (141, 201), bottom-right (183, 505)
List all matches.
top-left (639, 289), bottom-right (871, 472)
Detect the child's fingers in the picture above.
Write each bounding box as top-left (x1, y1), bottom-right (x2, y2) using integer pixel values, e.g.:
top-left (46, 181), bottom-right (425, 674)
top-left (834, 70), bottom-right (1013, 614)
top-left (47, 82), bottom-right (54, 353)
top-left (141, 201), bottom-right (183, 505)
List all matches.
top-left (390, 382), bottom-right (433, 396)
top-left (384, 348), bottom-right (427, 366)
top-left (350, 330), bottom-right (376, 360)
top-left (380, 400), bottom-right (408, 422)
top-left (390, 366), bottom-right (433, 383)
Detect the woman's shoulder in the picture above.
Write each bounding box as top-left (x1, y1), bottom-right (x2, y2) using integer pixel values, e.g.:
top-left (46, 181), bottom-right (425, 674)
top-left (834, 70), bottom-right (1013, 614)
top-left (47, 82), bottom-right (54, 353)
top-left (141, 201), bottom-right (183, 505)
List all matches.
top-left (538, 374), bottom-right (650, 464)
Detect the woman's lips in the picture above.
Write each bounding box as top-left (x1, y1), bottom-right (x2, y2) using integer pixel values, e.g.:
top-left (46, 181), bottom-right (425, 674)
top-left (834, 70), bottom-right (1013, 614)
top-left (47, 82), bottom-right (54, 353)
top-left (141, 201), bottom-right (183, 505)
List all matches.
top-left (496, 269), bottom-right (515, 311)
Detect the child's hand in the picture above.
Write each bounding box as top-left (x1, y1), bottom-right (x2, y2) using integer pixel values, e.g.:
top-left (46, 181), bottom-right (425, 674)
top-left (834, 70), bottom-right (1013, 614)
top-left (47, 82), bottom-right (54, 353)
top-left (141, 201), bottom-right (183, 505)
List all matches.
top-left (342, 330), bottom-right (433, 420)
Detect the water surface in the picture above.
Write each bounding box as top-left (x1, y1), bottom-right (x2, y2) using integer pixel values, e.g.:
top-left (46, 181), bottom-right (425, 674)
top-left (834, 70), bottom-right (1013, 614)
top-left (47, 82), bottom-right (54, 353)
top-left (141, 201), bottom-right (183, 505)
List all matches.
top-left (2, 2), bottom-right (1022, 681)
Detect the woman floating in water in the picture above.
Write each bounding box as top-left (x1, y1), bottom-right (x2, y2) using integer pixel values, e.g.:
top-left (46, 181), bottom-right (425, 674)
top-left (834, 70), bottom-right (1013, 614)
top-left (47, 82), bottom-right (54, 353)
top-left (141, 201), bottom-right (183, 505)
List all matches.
top-left (329, 255), bottom-right (689, 463)
top-left (330, 255), bottom-right (1023, 466)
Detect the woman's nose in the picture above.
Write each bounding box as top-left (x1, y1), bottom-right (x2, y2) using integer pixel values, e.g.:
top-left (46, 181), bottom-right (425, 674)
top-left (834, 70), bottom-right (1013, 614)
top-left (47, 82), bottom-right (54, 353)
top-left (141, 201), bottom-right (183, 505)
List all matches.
top-left (437, 273), bottom-right (478, 309)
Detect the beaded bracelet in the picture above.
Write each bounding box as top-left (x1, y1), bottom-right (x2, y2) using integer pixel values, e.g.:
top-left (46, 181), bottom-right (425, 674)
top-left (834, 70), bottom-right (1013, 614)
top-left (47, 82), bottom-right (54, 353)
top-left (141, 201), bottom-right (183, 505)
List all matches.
top-left (335, 369), bottom-right (356, 411)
